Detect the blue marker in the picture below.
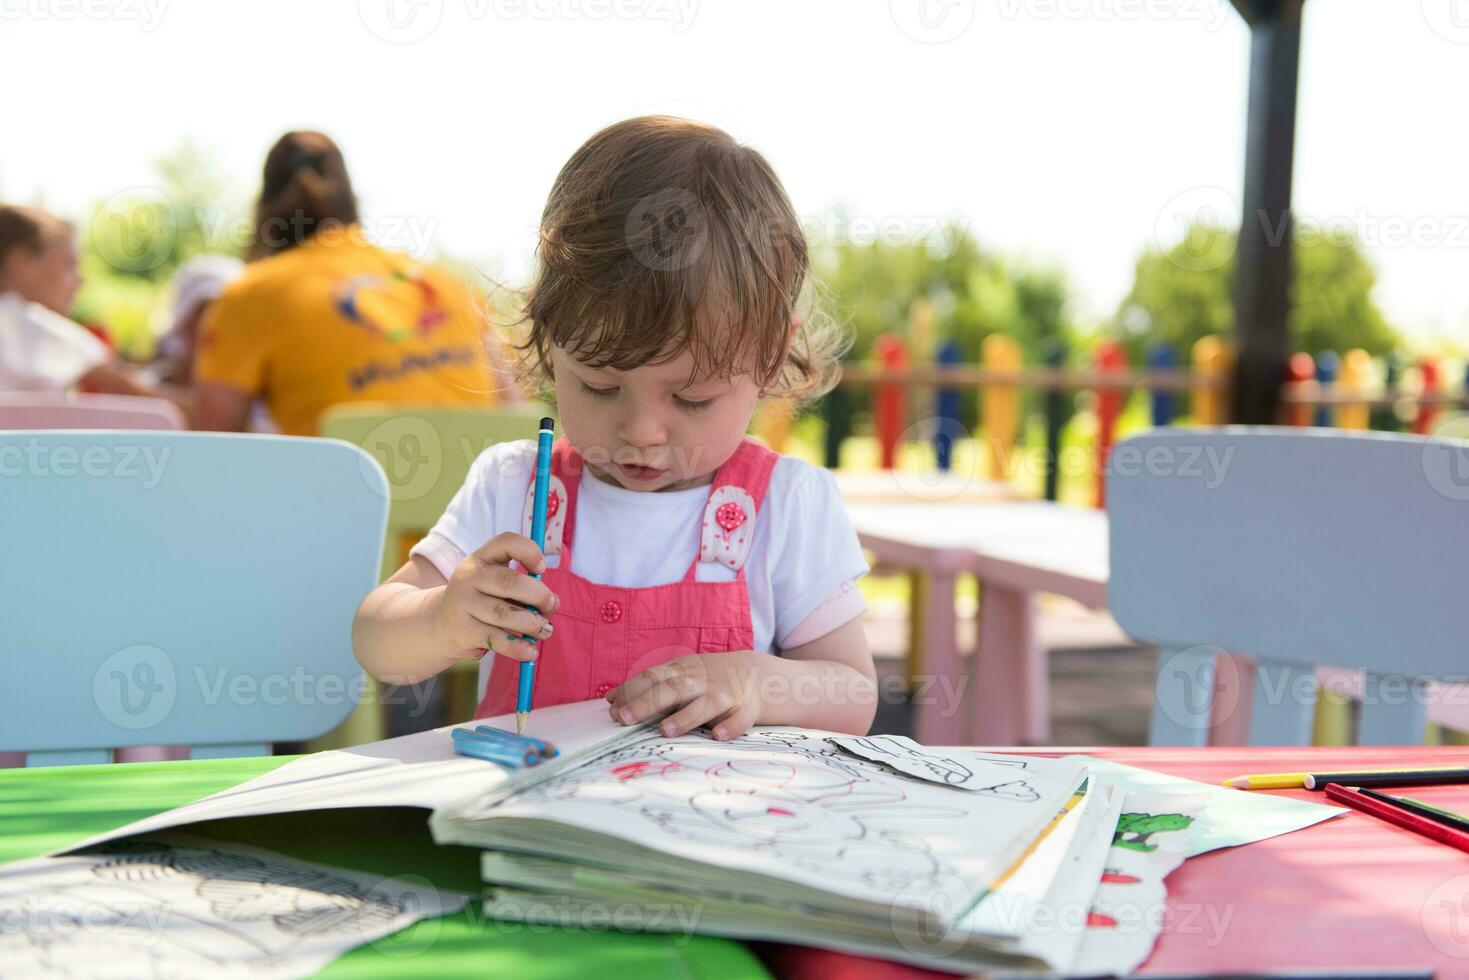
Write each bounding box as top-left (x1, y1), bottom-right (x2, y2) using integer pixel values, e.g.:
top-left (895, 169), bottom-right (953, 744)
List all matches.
top-left (451, 728), bottom-right (537, 767)
top-left (518, 417), bottom-right (555, 735)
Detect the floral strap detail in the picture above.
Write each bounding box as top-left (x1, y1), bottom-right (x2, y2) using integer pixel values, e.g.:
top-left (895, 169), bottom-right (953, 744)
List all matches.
top-left (700, 485), bottom-right (757, 572)
top-left (521, 473), bottom-right (568, 557)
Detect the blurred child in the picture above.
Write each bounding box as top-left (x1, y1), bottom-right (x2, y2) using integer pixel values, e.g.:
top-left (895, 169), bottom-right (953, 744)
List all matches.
top-left (153, 254), bottom-right (244, 385)
top-left (354, 116), bottom-right (876, 739)
top-left (0, 205), bottom-right (154, 395)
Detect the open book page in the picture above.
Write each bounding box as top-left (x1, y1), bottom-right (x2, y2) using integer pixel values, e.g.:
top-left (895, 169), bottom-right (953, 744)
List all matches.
top-left (56, 699), bottom-right (653, 856)
top-left (2, 831), bottom-right (468, 978)
top-left (433, 727), bottom-right (1088, 925)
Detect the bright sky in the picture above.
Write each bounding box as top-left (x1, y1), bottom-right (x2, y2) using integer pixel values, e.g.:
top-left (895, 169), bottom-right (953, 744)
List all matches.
top-left (3, 0), bottom-right (1467, 343)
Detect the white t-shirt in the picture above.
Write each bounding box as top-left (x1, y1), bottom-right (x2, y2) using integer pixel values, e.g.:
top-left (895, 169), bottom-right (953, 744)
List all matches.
top-left (410, 440), bottom-right (870, 654)
top-left (0, 291), bottom-right (109, 391)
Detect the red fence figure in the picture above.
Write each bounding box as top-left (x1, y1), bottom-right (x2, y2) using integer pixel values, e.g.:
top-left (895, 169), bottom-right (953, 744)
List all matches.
top-left (1415, 357), bottom-right (1441, 436)
top-left (1094, 339), bottom-right (1127, 508)
top-left (872, 332), bottom-right (909, 470)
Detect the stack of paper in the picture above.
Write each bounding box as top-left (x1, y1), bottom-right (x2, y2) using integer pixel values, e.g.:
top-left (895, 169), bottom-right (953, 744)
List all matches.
top-left (431, 726), bottom-right (1107, 973)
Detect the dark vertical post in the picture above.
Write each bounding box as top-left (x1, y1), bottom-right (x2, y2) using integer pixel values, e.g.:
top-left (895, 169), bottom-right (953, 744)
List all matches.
top-left (933, 340), bottom-right (963, 471)
top-left (1230, 0), bottom-right (1306, 424)
top-left (1041, 339), bottom-right (1069, 502)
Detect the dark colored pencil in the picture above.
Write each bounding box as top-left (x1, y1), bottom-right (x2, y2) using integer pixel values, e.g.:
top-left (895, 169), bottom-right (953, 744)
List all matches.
top-left (1358, 788), bottom-right (1469, 833)
top-left (1325, 783), bottom-right (1469, 854)
top-left (1304, 768), bottom-right (1469, 790)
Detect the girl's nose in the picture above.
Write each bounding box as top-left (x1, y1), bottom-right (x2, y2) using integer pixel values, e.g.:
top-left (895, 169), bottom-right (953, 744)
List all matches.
top-left (618, 408), bottom-right (668, 449)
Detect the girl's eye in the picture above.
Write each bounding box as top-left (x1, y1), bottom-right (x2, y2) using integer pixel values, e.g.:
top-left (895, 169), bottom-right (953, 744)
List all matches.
top-left (675, 395), bottom-right (715, 412)
top-left (580, 382), bottom-right (617, 398)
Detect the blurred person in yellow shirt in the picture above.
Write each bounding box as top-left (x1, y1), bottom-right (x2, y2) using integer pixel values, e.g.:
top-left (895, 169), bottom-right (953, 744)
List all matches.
top-left (193, 131), bottom-right (512, 435)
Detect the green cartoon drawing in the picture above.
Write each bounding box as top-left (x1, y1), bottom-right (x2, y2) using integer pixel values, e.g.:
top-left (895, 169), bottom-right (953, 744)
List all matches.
top-left (1112, 812), bottom-right (1193, 852)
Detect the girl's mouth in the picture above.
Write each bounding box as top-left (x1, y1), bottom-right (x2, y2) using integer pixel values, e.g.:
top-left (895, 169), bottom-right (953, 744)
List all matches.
top-left (615, 462), bottom-right (666, 482)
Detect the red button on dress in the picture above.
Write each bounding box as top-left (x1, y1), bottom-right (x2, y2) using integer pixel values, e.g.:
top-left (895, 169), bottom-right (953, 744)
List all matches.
top-left (594, 683), bottom-right (613, 697)
top-left (600, 600), bottom-right (623, 623)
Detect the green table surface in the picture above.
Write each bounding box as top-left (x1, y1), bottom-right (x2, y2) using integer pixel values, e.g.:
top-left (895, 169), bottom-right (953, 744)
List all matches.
top-left (0, 755), bottom-right (771, 979)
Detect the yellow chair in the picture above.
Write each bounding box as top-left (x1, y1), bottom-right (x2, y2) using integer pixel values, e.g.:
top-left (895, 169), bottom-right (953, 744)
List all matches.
top-left (309, 402), bottom-right (551, 749)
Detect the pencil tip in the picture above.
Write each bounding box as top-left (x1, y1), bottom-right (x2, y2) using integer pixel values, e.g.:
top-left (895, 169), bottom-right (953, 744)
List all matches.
top-left (516, 713), bottom-right (527, 736)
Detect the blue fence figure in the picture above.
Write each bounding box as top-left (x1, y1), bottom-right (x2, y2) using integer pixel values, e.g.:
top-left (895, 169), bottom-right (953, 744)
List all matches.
top-left (1147, 342), bottom-right (1177, 428)
top-left (1314, 350), bottom-right (1340, 428)
top-left (933, 340), bottom-right (963, 471)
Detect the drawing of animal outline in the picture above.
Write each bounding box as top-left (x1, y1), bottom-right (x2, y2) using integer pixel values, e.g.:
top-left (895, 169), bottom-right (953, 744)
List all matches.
top-left (508, 731), bottom-right (971, 894)
top-left (832, 735), bottom-right (1043, 802)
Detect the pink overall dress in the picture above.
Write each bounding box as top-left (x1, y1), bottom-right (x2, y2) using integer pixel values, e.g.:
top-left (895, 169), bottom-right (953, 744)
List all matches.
top-left (474, 436), bottom-right (780, 719)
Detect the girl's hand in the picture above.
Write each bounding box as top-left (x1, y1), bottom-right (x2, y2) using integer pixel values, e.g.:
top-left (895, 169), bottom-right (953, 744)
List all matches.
top-left (606, 652), bottom-right (766, 740)
top-left (433, 532), bottom-right (559, 663)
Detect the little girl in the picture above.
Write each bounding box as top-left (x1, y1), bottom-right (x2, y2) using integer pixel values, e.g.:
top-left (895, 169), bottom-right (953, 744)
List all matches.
top-left (353, 116), bottom-right (876, 740)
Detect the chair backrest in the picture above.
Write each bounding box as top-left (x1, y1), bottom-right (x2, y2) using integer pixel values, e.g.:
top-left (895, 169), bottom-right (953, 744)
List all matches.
top-left (0, 432), bottom-right (388, 765)
top-left (318, 403), bottom-right (551, 581)
top-left (1108, 427), bottom-right (1469, 746)
top-left (0, 392), bottom-right (185, 430)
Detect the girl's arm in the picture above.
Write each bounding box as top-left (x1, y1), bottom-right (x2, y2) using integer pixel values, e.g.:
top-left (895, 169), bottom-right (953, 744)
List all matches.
top-left (757, 616), bottom-right (877, 735)
top-left (352, 556), bottom-right (458, 686)
top-left (352, 535), bottom-right (559, 686)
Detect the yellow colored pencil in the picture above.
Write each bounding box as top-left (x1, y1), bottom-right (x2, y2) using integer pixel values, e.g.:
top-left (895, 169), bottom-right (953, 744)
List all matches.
top-left (1224, 765), bottom-right (1467, 790)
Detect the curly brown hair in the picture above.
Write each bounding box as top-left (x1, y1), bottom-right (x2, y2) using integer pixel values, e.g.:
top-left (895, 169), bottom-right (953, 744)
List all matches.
top-left (515, 116), bottom-right (846, 403)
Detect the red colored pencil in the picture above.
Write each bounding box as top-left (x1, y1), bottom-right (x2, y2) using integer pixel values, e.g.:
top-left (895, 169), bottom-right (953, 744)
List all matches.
top-left (1325, 783), bottom-right (1469, 853)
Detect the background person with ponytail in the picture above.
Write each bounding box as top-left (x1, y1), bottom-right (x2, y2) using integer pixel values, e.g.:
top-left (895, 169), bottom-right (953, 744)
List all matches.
top-left (192, 131), bottom-right (513, 435)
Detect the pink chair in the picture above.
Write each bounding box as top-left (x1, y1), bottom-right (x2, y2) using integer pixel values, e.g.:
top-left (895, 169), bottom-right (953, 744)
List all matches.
top-left (0, 392), bottom-right (186, 431)
top-left (0, 393), bottom-right (188, 766)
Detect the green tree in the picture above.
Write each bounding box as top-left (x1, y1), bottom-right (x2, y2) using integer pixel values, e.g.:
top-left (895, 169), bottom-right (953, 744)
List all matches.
top-left (1115, 221), bottom-right (1399, 360)
top-left (813, 219), bottom-right (1074, 365)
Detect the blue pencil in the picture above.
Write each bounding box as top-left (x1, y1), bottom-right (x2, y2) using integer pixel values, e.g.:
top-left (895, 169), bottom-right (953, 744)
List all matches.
top-left (451, 729), bottom-right (538, 767)
top-left (518, 417), bottom-right (556, 735)
top-left (474, 725), bottom-right (559, 759)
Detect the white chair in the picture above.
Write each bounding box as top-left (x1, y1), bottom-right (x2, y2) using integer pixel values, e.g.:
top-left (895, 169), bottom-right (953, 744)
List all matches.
top-left (1108, 427), bottom-right (1469, 746)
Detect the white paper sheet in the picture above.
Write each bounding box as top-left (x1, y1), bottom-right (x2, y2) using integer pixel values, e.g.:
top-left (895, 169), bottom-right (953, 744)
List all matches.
top-left (1068, 791), bottom-right (1206, 977)
top-left (0, 832), bottom-right (468, 978)
top-left (1068, 755), bottom-right (1343, 856)
top-left (58, 699), bottom-right (652, 856)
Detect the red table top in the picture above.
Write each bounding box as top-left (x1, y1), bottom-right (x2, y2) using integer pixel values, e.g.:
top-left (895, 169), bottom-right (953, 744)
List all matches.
top-left (761, 745), bottom-right (1469, 979)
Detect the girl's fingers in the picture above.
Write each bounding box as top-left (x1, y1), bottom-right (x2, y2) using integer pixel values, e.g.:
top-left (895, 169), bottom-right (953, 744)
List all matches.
top-left (467, 609), bottom-right (540, 662)
top-left (613, 672), bottom-right (705, 726)
top-left (471, 532), bottom-right (546, 575)
top-left (470, 563), bottom-right (559, 614)
top-left (706, 703), bottom-right (757, 741)
top-left (658, 692), bottom-right (734, 738)
top-left (608, 660), bottom-right (693, 708)
top-left (465, 593), bottom-right (551, 641)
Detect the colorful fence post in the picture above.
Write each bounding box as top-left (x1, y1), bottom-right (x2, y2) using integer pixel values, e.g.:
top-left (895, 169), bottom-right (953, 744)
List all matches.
top-left (1146, 341), bottom-right (1177, 427)
top-left (1336, 349), bottom-right (1372, 431)
top-left (981, 334), bottom-right (1022, 480)
top-left (753, 400), bottom-right (797, 453)
top-left (1093, 339), bottom-right (1127, 509)
top-left (1191, 336), bottom-right (1232, 425)
top-left (1313, 350), bottom-right (1339, 428)
top-left (1415, 356), bottom-right (1442, 436)
top-left (1285, 352), bottom-right (1315, 427)
top-left (1042, 339), bottom-right (1070, 502)
top-left (872, 332), bottom-right (909, 470)
top-left (933, 339), bottom-right (963, 472)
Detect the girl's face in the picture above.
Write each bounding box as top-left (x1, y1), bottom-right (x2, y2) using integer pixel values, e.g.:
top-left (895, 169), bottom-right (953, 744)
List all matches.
top-left (4, 236), bottom-right (82, 316)
top-left (551, 344), bottom-right (761, 493)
